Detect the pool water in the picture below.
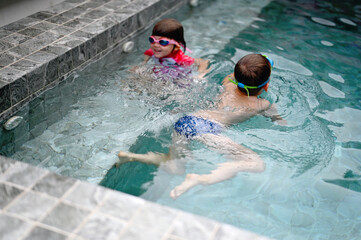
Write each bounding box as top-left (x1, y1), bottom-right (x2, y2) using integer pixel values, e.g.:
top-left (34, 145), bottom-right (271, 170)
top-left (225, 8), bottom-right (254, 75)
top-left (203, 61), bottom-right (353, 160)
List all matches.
top-left (1, 0), bottom-right (361, 239)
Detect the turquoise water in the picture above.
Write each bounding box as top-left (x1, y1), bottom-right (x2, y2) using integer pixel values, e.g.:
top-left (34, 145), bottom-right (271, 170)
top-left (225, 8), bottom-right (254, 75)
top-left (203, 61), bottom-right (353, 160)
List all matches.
top-left (1, 0), bottom-right (361, 239)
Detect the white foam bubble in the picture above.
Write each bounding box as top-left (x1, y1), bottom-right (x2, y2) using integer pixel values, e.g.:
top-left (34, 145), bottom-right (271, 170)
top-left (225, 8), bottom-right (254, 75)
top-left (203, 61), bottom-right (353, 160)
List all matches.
top-left (339, 18), bottom-right (357, 26)
top-left (311, 17), bottom-right (336, 27)
top-left (318, 81), bottom-right (345, 98)
top-left (328, 73), bottom-right (345, 83)
top-left (321, 40), bottom-right (333, 46)
top-left (315, 107), bottom-right (361, 142)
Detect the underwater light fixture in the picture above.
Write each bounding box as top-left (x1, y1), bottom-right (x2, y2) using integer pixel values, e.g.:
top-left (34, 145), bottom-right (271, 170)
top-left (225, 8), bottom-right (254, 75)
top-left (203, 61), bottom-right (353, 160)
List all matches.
top-left (122, 41), bottom-right (135, 53)
top-left (3, 116), bottom-right (23, 131)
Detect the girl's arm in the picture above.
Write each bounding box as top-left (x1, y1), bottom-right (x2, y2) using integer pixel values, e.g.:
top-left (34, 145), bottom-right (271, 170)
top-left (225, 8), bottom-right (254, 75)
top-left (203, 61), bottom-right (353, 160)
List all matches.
top-left (194, 58), bottom-right (210, 78)
top-left (142, 55), bottom-right (151, 64)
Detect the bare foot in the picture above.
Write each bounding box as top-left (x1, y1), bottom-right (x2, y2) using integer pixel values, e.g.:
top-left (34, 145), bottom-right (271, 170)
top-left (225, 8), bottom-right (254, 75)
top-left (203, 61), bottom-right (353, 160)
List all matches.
top-left (170, 174), bottom-right (201, 199)
top-left (114, 151), bottom-right (134, 168)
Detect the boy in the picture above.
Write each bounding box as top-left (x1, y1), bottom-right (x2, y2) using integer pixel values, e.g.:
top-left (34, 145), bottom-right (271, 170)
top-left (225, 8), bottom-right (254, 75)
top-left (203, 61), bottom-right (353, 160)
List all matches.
top-left (117, 54), bottom-right (284, 199)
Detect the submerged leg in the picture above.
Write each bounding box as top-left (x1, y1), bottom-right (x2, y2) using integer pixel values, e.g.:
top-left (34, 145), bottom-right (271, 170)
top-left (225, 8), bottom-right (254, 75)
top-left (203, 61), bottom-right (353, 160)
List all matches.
top-left (115, 151), bottom-right (171, 167)
top-left (170, 134), bottom-right (265, 199)
top-left (115, 131), bottom-right (189, 168)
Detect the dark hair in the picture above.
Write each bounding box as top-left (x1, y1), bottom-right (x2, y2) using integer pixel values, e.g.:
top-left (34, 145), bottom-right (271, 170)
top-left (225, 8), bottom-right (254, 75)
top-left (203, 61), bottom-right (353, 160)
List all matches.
top-left (152, 18), bottom-right (187, 52)
top-left (234, 54), bottom-right (271, 96)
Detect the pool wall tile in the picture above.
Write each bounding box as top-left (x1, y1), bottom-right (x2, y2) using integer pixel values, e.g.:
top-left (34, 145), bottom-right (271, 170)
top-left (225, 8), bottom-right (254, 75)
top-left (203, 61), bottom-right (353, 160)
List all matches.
top-left (0, 155), bottom-right (272, 240)
top-left (23, 227), bottom-right (68, 240)
top-left (0, 0), bottom-right (274, 239)
top-left (0, 183), bottom-right (23, 208)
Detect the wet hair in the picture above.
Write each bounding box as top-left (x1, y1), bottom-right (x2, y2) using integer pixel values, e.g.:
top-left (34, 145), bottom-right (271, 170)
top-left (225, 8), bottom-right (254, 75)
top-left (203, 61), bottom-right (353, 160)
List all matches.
top-left (234, 54), bottom-right (271, 96)
top-left (152, 18), bottom-right (187, 52)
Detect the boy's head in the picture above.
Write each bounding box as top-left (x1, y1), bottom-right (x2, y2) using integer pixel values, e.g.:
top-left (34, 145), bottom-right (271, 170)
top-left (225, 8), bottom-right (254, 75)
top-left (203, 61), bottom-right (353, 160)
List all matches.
top-left (152, 18), bottom-right (187, 51)
top-left (234, 54), bottom-right (272, 96)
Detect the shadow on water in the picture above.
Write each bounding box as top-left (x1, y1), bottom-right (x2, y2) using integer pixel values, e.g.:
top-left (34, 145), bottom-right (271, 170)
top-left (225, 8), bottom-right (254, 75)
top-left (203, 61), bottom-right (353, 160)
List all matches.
top-left (100, 128), bottom-right (172, 196)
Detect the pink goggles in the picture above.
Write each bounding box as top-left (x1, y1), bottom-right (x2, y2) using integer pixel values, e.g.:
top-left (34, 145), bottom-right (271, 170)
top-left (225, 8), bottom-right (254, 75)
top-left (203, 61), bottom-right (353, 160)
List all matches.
top-left (148, 36), bottom-right (192, 53)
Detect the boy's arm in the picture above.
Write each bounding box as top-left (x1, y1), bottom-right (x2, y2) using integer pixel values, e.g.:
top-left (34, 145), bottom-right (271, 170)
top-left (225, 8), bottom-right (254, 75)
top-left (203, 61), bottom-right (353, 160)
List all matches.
top-left (262, 104), bottom-right (287, 125)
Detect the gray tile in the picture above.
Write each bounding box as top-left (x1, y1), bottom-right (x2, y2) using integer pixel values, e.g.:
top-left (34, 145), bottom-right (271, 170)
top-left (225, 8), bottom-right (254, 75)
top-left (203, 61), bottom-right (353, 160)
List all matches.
top-left (170, 212), bottom-right (217, 240)
top-left (10, 59), bottom-right (42, 72)
top-left (46, 1), bottom-right (77, 14)
top-left (41, 202), bottom-right (90, 232)
top-left (0, 183), bottom-right (23, 209)
top-left (64, 17), bottom-right (94, 29)
top-left (77, 1), bottom-right (104, 12)
top-left (99, 190), bottom-right (145, 220)
top-left (27, 64), bottom-right (46, 93)
top-left (96, 30), bottom-right (109, 54)
top-left (71, 44), bottom-right (86, 68)
top-left (7, 44), bottom-right (34, 58)
top-left (76, 212), bottom-right (125, 240)
top-left (71, 30), bottom-right (96, 41)
top-left (32, 21), bottom-right (59, 31)
top-left (64, 0), bottom-right (88, 4)
top-left (0, 156), bottom-right (17, 174)
top-left (0, 40), bottom-right (14, 53)
top-left (64, 181), bottom-right (106, 209)
top-left (0, 161), bottom-right (47, 188)
top-left (0, 29), bottom-right (12, 40)
top-left (55, 36), bottom-right (85, 48)
top-left (0, 53), bottom-right (19, 67)
top-left (19, 27), bottom-right (45, 38)
top-left (0, 83), bottom-right (11, 114)
top-left (0, 67), bottom-right (27, 83)
top-left (23, 226), bottom-right (67, 240)
top-left (12, 17), bottom-right (41, 28)
top-left (7, 191), bottom-right (57, 220)
top-left (81, 18), bottom-right (116, 35)
top-left (2, 33), bottom-right (31, 46)
top-left (20, 31), bottom-right (61, 54)
top-left (2, 22), bottom-right (27, 32)
top-left (214, 224), bottom-right (271, 240)
top-left (47, 15), bottom-right (71, 25)
top-left (28, 11), bottom-right (55, 20)
top-left (117, 14), bottom-right (138, 38)
top-left (58, 50), bottom-right (73, 76)
top-left (32, 172), bottom-right (76, 198)
top-left (25, 51), bottom-right (57, 64)
top-left (61, 7), bottom-right (90, 19)
top-left (48, 25), bottom-right (75, 37)
top-left (82, 8), bottom-right (112, 20)
top-left (120, 202), bottom-right (178, 240)
top-left (45, 58), bottom-right (59, 84)
top-left (104, 0), bottom-right (130, 11)
top-left (9, 73), bottom-right (29, 105)
top-left (0, 214), bottom-right (32, 240)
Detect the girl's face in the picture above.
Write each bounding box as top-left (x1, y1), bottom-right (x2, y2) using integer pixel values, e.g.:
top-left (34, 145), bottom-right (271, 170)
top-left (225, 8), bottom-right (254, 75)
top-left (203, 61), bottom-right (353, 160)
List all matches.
top-left (150, 36), bottom-right (179, 58)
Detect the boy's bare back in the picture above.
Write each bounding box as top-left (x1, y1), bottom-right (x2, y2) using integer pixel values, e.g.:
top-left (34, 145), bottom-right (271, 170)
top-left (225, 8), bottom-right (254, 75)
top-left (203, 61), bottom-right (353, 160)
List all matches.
top-left (194, 74), bottom-right (271, 126)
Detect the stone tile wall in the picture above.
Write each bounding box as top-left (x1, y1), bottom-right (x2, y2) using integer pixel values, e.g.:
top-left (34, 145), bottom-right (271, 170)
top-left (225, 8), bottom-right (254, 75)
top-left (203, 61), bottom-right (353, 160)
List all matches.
top-left (0, 156), bottom-right (271, 240)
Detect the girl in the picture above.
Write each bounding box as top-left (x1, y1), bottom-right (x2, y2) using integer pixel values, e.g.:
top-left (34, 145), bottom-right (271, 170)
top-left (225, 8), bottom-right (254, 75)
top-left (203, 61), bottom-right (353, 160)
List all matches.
top-left (143, 18), bottom-right (209, 76)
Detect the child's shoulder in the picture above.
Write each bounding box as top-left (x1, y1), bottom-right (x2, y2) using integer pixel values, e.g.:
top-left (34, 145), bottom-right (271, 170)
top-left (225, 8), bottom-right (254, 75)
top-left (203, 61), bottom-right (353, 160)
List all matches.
top-left (171, 50), bottom-right (194, 66)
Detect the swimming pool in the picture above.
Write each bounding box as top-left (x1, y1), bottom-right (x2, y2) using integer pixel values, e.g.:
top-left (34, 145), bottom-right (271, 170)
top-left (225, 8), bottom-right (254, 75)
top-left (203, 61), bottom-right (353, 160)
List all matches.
top-left (1, 0), bottom-right (361, 239)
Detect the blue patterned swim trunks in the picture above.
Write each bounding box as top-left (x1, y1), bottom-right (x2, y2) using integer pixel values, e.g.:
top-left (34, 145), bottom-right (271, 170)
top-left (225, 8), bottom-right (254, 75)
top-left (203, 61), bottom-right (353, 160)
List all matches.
top-left (174, 116), bottom-right (222, 138)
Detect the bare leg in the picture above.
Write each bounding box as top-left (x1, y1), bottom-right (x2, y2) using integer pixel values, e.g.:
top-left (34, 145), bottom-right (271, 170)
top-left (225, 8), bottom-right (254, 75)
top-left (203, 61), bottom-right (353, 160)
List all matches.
top-left (170, 134), bottom-right (265, 199)
top-left (115, 151), bottom-right (170, 167)
top-left (115, 131), bottom-right (189, 168)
